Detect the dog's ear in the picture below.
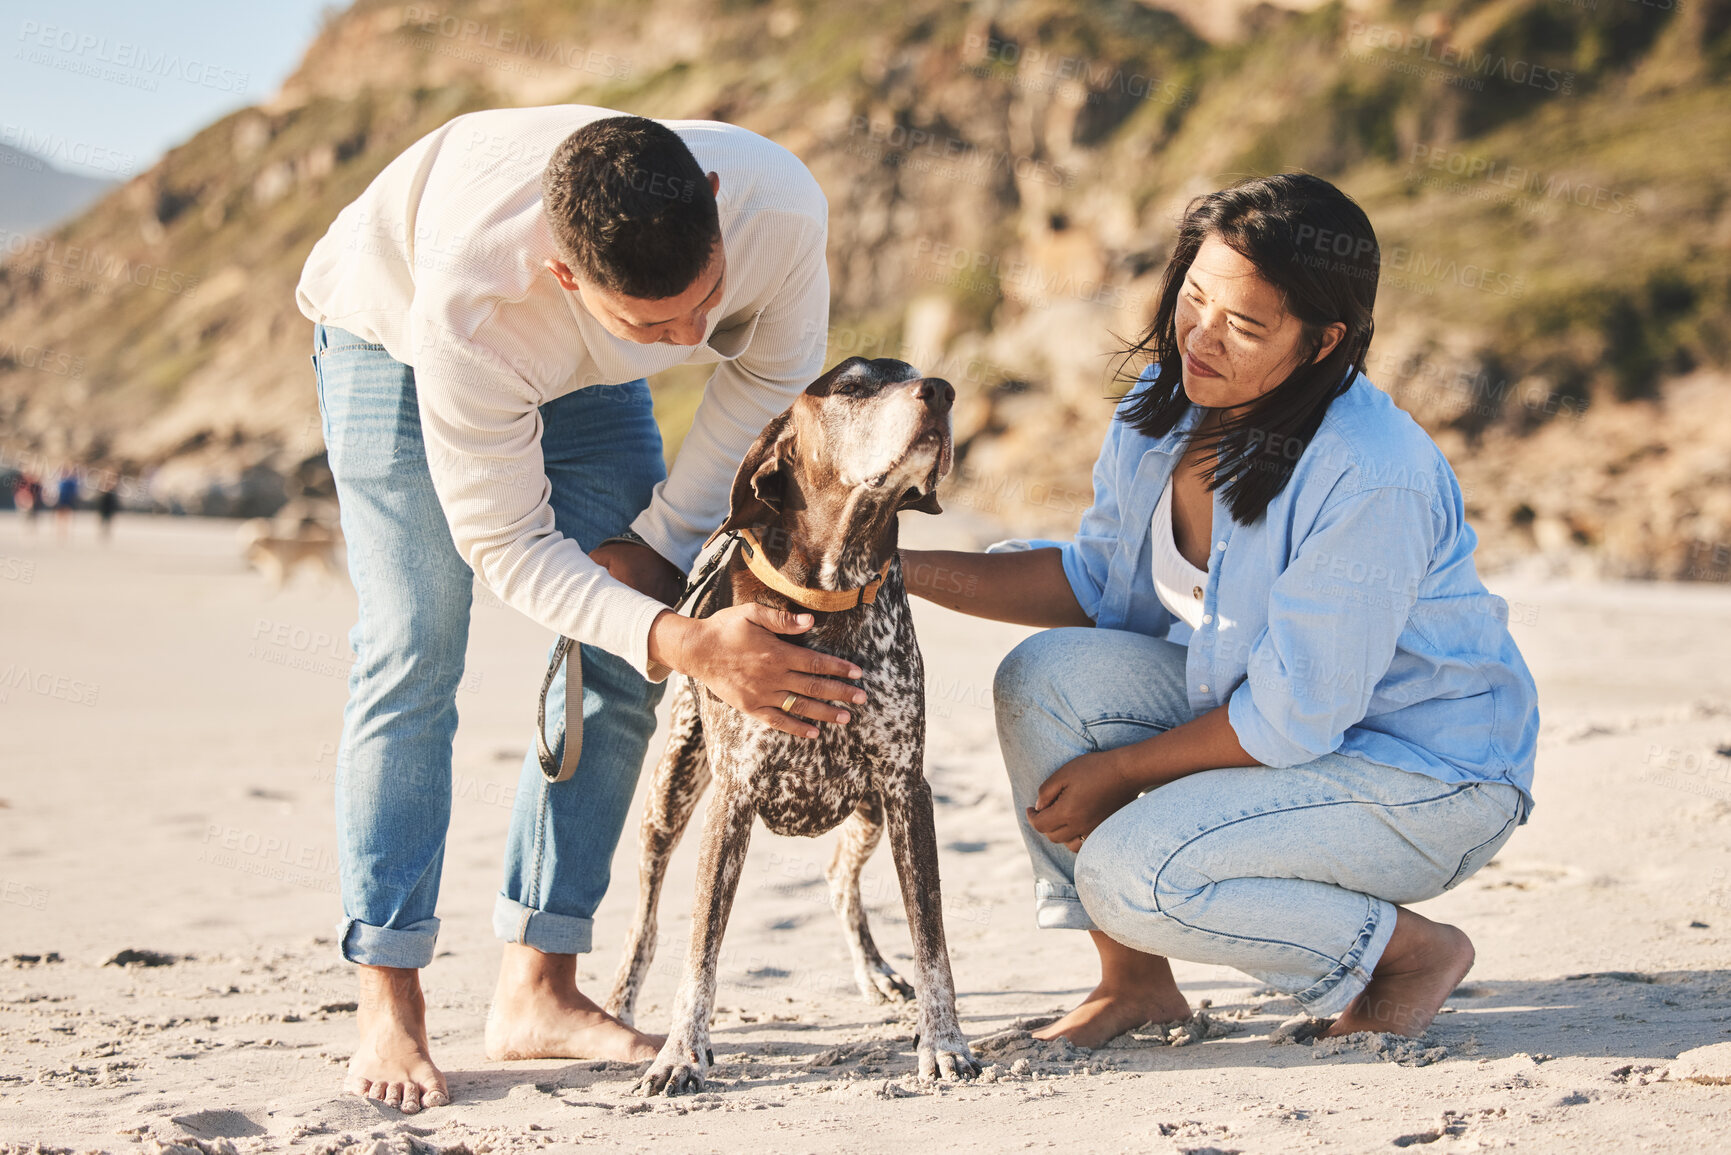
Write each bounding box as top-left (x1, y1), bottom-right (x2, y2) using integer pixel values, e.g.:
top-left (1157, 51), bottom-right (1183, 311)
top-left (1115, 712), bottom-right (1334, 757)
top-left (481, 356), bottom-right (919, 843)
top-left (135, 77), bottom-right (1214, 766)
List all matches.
top-left (708, 410), bottom-right (797, 545)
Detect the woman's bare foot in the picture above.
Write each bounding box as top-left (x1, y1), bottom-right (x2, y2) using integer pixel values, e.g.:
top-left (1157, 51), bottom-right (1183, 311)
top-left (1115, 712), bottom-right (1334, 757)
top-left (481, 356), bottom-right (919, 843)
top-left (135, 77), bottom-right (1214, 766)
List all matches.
top-left (484, 943), bottom-right (662, 1062)
top-left (1032, 931), bottom-right (1192, 1050)
top-left (1327, 907), bottom-right (1475, 1038)
top-left (345, 966), bottom-right (449, 1114)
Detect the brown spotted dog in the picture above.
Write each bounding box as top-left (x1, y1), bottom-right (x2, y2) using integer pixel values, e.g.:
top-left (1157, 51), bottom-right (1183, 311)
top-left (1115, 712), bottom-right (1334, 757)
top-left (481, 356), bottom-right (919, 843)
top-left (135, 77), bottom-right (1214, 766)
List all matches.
top-left (607, 356), bottom-right (980, 1096)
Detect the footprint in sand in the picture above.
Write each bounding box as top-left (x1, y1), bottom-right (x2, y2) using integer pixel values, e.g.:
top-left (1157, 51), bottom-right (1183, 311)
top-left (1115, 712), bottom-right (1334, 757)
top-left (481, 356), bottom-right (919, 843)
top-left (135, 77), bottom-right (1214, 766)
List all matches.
top-left (1391, 1115), bottom-right (1468, 1147)
top-left (1563, 970), bottom-right (1657, 984)
top-left (260, 1094), bottom-right (400, 1137)
top-left (1308, 1031), bottom-right (1450, 1067)
top-left (103, 948), bottom-right (180, 967)
top-left (1472, 860), bottom-right (1575, 891)
top-left (168, 1108), bottom-right (267, 1140)
top-left (7, 952), bottom-right (63, 966)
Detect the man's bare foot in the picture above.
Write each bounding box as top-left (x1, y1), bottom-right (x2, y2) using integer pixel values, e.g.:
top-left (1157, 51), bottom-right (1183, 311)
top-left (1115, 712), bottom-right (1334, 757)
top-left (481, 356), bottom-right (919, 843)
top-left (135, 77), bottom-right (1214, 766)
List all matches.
top-left (344, 966), bottom-right (449, 1114)
top-left (484, 943), bottom-right (662, 1062)
top-left (1327, 908), bottom-right (1475, 1038)
top-left (1032, 931), bottom-right (1191, 1050)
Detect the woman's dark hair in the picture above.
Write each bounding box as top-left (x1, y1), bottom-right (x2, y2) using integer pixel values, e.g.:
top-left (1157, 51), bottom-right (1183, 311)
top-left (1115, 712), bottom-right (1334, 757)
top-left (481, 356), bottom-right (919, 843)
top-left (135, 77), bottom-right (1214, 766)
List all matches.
top-left (1118, 172), bottom-right (1379, 524)
top-left (542, 116), bottom-right (721, 300)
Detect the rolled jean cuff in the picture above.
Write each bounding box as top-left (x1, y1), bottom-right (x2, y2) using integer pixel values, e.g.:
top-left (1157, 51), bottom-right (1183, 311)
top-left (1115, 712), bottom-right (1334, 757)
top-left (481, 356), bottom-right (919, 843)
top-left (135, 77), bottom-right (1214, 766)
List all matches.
top-left (1291, 897), bottom-right (1399, 1018)
top-left (1035, 879), bottom-right (1098, 931)
top-left (339, 916), bottom-right (439, 969)
top-left (493, 894), bottom-right (593, 955)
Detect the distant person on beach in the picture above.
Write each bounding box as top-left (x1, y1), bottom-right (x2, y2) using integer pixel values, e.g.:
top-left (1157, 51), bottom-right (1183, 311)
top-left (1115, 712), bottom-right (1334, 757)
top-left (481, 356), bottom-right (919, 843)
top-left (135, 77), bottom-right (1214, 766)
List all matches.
top-left (903, 174), bottom-right (1539, 1049)
top-left (297, 109), bottom-right (843, 1113)
top-left (15, 472), bottom-right (42, 530)
top-left (96, 483), bottom-right (119, 540)
top-left (53, 470), bottom-right (77, 541)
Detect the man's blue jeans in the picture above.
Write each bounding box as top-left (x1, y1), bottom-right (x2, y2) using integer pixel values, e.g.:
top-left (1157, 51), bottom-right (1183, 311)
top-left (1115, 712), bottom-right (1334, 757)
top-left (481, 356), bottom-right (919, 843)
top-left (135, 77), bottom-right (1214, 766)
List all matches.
top-left (312, 323), bottom-right (666, 969)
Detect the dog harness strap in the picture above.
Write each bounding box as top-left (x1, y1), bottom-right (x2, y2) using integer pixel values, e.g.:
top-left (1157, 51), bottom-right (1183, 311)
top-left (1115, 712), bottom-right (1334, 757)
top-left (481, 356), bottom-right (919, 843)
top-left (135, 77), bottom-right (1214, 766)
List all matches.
top-left (677, 533), bottom-right (739, 614)
top-left (535, 636), bottom-right (583, 783)
top-left (736, 527), bottom-right (893, 612)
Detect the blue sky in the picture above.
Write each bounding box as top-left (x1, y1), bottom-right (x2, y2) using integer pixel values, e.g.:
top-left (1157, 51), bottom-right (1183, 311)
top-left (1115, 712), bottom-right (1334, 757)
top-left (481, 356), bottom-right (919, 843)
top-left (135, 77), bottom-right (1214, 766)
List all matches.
top-left (2, 0), bottom-right (334, 178)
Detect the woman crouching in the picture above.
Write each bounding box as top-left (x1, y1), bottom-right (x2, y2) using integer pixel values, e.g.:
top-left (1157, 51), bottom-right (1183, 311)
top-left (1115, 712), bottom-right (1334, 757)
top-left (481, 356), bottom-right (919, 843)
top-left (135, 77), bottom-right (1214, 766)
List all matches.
top-left (903, 173), bottom-right (1538, 1047)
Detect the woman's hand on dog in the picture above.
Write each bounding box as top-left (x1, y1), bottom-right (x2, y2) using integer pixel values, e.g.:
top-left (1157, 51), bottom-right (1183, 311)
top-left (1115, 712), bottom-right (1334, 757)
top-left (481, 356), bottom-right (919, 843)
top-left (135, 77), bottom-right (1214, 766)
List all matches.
top-left (1027, 749), bottom-right (1145, 850)
top-left (648, 604), bottom-right (867, 739)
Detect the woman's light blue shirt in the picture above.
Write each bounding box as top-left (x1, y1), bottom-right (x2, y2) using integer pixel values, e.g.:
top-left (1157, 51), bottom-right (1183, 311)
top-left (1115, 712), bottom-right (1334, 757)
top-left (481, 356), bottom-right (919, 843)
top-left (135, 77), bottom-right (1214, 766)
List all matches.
top-left (1048, 371), bottom-right (1539, 813)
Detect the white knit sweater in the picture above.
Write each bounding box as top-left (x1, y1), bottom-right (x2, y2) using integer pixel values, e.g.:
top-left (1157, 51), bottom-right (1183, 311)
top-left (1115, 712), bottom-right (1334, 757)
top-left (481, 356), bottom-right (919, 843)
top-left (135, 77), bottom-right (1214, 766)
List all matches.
top-left (296, 105), bottom-right (829, 677)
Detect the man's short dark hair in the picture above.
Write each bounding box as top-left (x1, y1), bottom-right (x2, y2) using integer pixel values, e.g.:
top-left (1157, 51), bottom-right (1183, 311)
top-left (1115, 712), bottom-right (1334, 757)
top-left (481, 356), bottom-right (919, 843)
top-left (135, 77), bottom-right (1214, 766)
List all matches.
top-left (542, 116), bottom-right (721, 300)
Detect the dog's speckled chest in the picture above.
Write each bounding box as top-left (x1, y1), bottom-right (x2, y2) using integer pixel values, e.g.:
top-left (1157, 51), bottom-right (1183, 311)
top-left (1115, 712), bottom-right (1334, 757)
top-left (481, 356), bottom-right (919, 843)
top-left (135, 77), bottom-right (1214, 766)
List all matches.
top-left (698, 567), bottom-right (925, 838)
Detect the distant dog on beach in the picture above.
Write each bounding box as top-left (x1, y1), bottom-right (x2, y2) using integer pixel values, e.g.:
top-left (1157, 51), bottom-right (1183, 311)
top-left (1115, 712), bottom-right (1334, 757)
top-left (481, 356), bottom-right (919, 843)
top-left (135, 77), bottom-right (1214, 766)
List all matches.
top-left (607, 356), bottom-right (979, 1096)
top-left (238, 518), bottom-right (343, 588)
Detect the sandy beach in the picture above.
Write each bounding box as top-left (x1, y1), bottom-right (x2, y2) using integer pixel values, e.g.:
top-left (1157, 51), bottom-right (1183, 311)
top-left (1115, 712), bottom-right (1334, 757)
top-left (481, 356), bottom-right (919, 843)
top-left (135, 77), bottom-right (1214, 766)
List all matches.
top-left (4, 510), bottom-right (1731, 1153)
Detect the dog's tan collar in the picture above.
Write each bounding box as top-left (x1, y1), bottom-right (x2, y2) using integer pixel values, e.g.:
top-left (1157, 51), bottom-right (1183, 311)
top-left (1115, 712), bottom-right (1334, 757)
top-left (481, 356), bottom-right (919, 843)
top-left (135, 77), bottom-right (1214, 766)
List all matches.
top-left (736, 526), bottom-right (891, 612)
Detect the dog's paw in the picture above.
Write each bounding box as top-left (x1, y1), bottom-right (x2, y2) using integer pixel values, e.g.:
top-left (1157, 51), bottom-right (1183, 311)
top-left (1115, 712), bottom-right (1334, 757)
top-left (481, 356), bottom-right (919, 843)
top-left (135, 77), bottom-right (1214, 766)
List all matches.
top-left (633, 1040), bottom-right (709, 1097)
top-left (917, 1034), bottom-right (981, 1082)
top-left (859, 964), bottom-right (915, 1004)
top-left (634, 1061), bottom-right (705, 1097)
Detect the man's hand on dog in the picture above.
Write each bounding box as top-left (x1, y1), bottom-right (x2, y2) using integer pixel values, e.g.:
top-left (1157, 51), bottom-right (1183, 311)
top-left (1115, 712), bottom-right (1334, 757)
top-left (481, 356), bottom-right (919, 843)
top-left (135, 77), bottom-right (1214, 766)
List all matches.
top-left (1027, 749), bottom-right (1144, 851)
top-left (647, 603), bottom-right (866, 740)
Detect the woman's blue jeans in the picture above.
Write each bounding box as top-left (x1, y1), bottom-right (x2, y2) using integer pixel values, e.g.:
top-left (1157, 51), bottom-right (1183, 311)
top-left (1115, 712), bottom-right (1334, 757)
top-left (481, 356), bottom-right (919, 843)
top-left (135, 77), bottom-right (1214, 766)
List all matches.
top-left (312, 323), bottom-right (666, 969)
top-left (996, 627), bottom-right (1524, 1017)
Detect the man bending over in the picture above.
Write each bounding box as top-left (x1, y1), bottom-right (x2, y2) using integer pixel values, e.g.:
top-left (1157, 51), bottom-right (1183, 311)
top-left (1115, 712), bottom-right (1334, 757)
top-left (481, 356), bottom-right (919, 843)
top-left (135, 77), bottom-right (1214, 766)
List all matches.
top-left (296, 108), bottom-right (855, 1113)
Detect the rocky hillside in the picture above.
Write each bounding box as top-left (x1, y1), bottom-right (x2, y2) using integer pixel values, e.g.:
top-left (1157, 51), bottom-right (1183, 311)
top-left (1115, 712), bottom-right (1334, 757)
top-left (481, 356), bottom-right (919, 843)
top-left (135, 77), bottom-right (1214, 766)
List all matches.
top-left (1, 0), bottom-right (1728, 580)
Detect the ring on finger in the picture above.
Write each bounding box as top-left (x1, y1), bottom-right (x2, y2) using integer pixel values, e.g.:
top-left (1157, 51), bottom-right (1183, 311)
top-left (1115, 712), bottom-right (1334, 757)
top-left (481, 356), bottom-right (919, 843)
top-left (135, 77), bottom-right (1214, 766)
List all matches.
top-left (781, 692), bottom-right (800, 714)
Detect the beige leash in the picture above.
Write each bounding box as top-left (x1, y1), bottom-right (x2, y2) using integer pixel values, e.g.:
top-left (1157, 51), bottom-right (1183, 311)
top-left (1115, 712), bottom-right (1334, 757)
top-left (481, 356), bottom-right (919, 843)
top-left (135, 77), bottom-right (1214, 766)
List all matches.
top-left (533, 534), bottom-right (740, 783)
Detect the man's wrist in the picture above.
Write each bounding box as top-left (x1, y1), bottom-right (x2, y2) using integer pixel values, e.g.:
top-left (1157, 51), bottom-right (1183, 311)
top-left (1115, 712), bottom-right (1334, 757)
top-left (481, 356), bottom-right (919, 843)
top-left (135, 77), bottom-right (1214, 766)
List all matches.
top-left (597, 528), bottom-right (654, 552)
top-left (647, 609), bottom-right (697, 676)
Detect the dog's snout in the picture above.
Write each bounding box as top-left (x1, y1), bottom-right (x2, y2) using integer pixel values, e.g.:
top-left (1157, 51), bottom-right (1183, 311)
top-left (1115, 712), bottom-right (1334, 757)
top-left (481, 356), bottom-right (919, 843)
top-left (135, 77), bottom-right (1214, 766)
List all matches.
top-left (912, 377), bottom-right (955, 414)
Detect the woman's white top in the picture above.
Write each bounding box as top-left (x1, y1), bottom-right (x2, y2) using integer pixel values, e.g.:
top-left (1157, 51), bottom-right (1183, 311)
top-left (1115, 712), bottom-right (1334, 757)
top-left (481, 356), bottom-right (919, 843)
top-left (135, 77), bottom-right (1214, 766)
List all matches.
top-left (1151, 480), bottom-right (1210, 645)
